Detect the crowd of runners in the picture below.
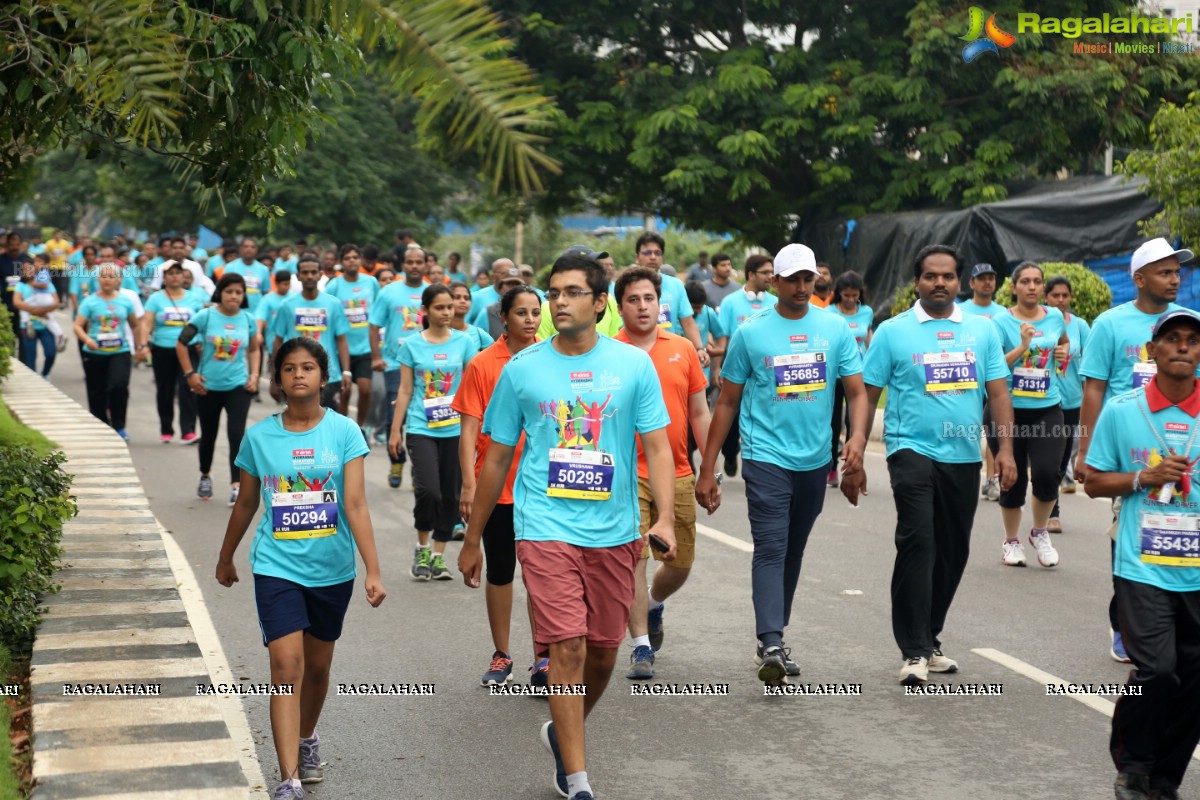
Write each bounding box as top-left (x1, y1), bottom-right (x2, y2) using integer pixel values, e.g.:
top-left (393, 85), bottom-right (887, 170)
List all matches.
top-left (1, 227), bottom-right (1198, 800)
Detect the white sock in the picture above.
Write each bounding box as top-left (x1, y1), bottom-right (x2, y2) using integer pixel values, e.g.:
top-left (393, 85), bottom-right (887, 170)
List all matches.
top-left (648, 590), bottom-right (665, 608)
top-left (630, 634), bottom-right (651, 649)
top-left (566, 771), bottom-right (592, 798)
top-left (417, 543), bottom-right (430, 550)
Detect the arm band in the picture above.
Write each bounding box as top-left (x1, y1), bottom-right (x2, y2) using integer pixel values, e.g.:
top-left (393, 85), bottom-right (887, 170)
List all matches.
top-left (177, 323), bottom-right (199, 347)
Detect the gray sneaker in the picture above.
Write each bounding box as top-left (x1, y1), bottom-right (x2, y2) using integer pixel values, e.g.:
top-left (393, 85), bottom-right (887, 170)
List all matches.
top-left (430, 553), bottom-right (453, 581)
top-left (755, 643), bottom-right (800, 677)
top-left (984, 477), bottom-right (1001, 502)
top-left (625, 645), bottom-right (655, 680)
top-left (299, 732), bottom-right (322, 783)
top-left (757, 645), bottom-right (788, 684)
top-left (197, 475), bottom-right (213, 500)
top-left (410, 547), bottom-right (432, 581)
top-left (228, 484), bottom-right (240, 507)
top-left (273, 781), bottom-right (305, 799)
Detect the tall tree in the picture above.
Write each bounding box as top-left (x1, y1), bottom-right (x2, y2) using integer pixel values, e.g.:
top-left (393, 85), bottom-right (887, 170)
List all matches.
top-left (1120, 90), bottom-right (1200, 247)
top-left (492, 0), bottom-right (1200, 250)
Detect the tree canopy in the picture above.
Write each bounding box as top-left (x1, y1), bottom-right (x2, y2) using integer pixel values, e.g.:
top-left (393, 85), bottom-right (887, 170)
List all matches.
top-left (1120, 90), bottom-right (1200, 248)
top-left (491, 0), bottom-right (1200, 250)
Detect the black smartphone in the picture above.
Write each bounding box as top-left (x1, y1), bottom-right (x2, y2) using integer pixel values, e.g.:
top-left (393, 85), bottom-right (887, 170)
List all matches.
top-left (648, 533), bottom-right (669, 553)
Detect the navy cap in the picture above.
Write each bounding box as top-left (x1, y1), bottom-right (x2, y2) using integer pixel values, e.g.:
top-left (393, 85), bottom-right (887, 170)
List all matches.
top-left (562, 244), bottom-right (610, 260)
top-left (970, 263), bottom-right (997, 279)
top-left (1152, 309), bottom-right (1200, 339)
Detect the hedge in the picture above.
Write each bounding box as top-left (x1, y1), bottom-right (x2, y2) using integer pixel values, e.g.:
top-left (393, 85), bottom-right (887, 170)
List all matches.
top-left (0, 304), bottom-right (14, 383)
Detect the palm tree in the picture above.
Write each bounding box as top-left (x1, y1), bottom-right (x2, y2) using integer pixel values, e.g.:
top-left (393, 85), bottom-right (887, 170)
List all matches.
top-left (0, 0), bottom-right (561, 213)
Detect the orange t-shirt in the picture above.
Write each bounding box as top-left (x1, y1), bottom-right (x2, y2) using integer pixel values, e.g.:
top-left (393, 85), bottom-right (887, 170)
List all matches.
top-left (615, 329), bottom-right (708, 478)
top-left (451, 335), bottom-right (534, 504)
top-left (810, 294), bottom-right (831, 309)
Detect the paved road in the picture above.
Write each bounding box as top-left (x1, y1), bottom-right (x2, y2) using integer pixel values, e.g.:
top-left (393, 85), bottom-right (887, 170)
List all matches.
top-left (42, 345), bottom-right (1197, 800)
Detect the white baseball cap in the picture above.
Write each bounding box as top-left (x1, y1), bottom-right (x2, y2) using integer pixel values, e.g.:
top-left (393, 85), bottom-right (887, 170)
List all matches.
top-left (1130, 237), bottom-right (1194, 277)
top-left (773, 243), bottom-right (819, 278)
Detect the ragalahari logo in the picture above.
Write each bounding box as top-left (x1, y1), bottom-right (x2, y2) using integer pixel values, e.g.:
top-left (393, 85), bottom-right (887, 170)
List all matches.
top-left (961, 7), bottom-right (1016, 62)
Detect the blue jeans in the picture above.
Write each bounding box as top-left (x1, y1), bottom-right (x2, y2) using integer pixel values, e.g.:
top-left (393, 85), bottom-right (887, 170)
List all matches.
top-left (742, 458), bottom-right (828, 648)
top-left (21, 327), bottom-right (56, 377)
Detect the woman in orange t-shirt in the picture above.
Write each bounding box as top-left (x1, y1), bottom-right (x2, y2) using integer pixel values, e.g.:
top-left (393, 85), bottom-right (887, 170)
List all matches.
top-left (451, 285), bottom-right (544, 688)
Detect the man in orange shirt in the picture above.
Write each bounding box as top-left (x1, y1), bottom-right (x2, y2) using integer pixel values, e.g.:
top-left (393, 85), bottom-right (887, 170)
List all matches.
top-left (810, 262), bottom-right (834, 308)
top-left (614, 266), bottom-right (712, 680)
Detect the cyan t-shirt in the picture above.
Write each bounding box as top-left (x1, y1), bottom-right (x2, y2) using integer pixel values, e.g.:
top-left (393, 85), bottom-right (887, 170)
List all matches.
top-left (657, 273), bottom-right (694, 336)
top-left (718, 290), bottom-right (778, 333)
top-left (466, 285), bottom-right (500, 327)
top-left (77, 293), bottom-right (139, 354)
top-left (464, 324), bottom-right (494, 352)
top-left (235, 410), bottom-right (370, 587)
top-left (15, 283), bottom-right (54, 331)
top-left (692, 304), bottom-right (726, 380)
top-left (722, 306), bottom-right (861, 472)
top-left (863, 306), bottom-right (1008, 463)
top-left (831, 303), bottom-right (874, 358)
top-left (221, 261), bottom-right (272, 311)
top-left (324, 274), bottom-right (380, 357)
top-left (206, 254), bottom-right (225, 277)
top-left (992, 306), bottom-right (1067, 410)
top-left (189, 307), bottom-right (257, 391)
top-left (1081, 301), bottom-right (1196, 401)
top-left (483, 336), bottom-right (670, 548)
top-left (399, 329), bottom-right (476, 438)
top-left (958, 299), bottom-right (1007, 320)
top-left (144, 290), bottom-right (206, 349)
top-left (1086, 386), bottom-right (1200, 592)
top-left (368, 281), bottom-right (426, 370)
top-left (255, 292), bottom-right (291, 356)
top-left (1057, 312), bottom-right (1091, 410)
top-left (271, 292), bottom-right (350, 377)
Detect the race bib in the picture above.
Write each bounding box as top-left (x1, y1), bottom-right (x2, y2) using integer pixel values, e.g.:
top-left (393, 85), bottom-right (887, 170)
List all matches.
top-left (547, 448), bottom-right (614, 500)
top-left (657, 303), bottom-right (672, 328)
top-left (923, 352), bottom-right (978, 392)
top-left (345, 303), bottom-right (368, 327)
top-left (95, 331), bottom-right (124, 352)
top-left (772, 353), bottom-right (827, 395)
top-left (161, 306), bottom-right (191, 326)
top-left (296, 307), bottom-right (328, 334)
top-left (272, 490), bottom-right (338, 539)
top-left (1133, 362), bottom-right (1157, 390)
top-left (423, 395), bottom-right (460, 428)
top-left (1013, 367), bottom-right (1050, 398)
top-left (5, 275), bottom-right (18, 293)
top-left (1140, 513), bottom-right (1200, 567)
top-left (245, 276), bottom-right (262, 294)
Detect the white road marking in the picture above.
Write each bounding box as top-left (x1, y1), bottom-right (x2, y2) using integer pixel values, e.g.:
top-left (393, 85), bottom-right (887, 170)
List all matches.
top-left (696, 522), bottom-right (753, 553)
top-left (972, 647), bottom-right (1200, 762)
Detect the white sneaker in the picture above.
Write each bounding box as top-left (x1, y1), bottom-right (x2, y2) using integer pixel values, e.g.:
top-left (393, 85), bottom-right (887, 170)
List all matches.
top-left (1002, 539), bottom-right (1027, 567)
top-left (1029, 529), bottom-right (1059, 568)
top-left (928, 648), bottom-right (958, 673)
top-left (899, 656), bottom-right (928, 686)
top-left (984, 478), bottom-right (1001, 502)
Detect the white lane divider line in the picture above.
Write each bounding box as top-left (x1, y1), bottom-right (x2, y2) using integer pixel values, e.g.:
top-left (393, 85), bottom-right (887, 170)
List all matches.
top-left (972, 647), bottom-right (1200, 762)
top-left (696, 522), bottom-right (753, 553)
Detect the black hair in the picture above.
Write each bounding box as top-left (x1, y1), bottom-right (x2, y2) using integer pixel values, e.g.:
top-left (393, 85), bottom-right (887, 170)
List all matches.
top-left (744, 254), bottom-right (773, 279)
top-left (1009, 260), bottom-right (1044, 302)
top-left (448, 251), bottom-right (461, 261)
top-left (425, 251), bottom-right (438, 263)
top-left (273, 337), bottom-right (330, 390)
top-left (338, 243), bottom-right (361, 261)
top-left (500, 285), bottom-right (541, 317)
top-left (211, 272), bottom-right (250, 308)
top-left (395, 229), bottom-right (412, 240)
top-left (81, 244), bottom-right (97, 258)
top-left (296, 253), bottom-right (321, 271)
top-left (697, 250), bottom-right (708, 259)
top-left (912, 244), bottom-right (964, 281)
top-left (1044, 275), bottom-right (1072, 296)
top-left (549, 253), bottom-right (609, 322)
top-left (222, 245), bottom-right (238, 258)
top-left (832, 271), bottom-right (867, 307)
top-left (448, 280), bottom-right (471, 296)
top-left (711, 252), bottom-right (731, 267)
top-left (614, 266), bottom-right (662, 305)
top-left (362, 244), bottom-right (379, 262)
top-left (420, 283), bottom-right (453, 329)
top-left (273, 269), bottom-right (292, 282)
top-left (375, 267), bottom-right (396, 282)
top-left (685, 280), bottom-right (708, 306)
top-left (634, 231), bottom-right (666, 255)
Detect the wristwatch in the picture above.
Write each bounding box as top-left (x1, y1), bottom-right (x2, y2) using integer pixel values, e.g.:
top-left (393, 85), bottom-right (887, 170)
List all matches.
top-left (184, 370), bottom-right (197, 378)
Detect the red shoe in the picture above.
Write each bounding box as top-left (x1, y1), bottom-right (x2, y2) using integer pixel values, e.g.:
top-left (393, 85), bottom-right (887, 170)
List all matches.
top-left (181, 432), bottom-right (199, 445)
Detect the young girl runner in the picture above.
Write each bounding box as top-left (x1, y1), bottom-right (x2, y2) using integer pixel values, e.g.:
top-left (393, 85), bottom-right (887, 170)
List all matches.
top-left (828, 271), bottom-right (874, 487)
top-left (389, 284), bottom-right (476, 581)
top-left (454, 286), bottom-right (546, 686)
top-left (216, 337), bottom-right (387, 800)
top-left (449, 280), bottom-right (495, 351)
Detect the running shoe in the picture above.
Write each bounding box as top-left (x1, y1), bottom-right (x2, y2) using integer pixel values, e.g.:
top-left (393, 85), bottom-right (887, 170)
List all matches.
top-left (899, 656), bottom-right (928, 686)
top-left (723, 454), bottom-right (738, 478)
top-left (1114, 772), bottom-right (1152, 800)
top-left (983, 476), bottom-right (1000, 502)
top-left (757, 645), bottom-right (787, 684)
top-left (181, 432), bottom-right (199, 445)
top-left (388, 463), bottom-right (403, 489)
top-left (529, 658), bottom-right (550, 691)
top-left (1029, 529), bottom-right (1059, 568)
top-left (928, 648), bottom-right (959, 673)
top-left (481, 651), bottom-right (514, 686)
top-left (647, 603), bottom-right (664, 651)
top-left (299, 732), bottom-right (322, 783)
top-left (197, 475), bottom-right (213, 500)
top-left (1111, 629), bottom-right (1133, 664)
top-left (570, 793), bottom-right (595, 800)
top-left (1001, 539), bottom-right (1026, 567)
top-left (1149, 784), bottom-right (1180, 800)
top-left (160, 434), bottom-right (172, 444)
top-left (539, 721), bottom-right (569, 798)
top-left (410, 547), bottom-right (431, 581)
top-left (754, 642), bottom-right (800, 677)
top-left (273, 781), bottom-right (305, 800)
top-left (1060, 476), bottom-right (1077, 494)
top-left (451, 521), bottom-right (466, 541)
top-left (625, 645), bottom-right (655, 680)
top-left (228, 484), bottom-right (240, 507)
top-left (116, 428), bottom-right (129, 442)
top-left (430, 553), bottom-right (452, 580)
top-left (826, 467), bottom-right (839, 488)
top-left (1047, 517), bottom-right (1063, 534)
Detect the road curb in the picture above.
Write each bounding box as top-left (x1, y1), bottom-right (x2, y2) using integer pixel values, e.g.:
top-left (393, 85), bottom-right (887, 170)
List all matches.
top-left (1, 360), bottom-right (251, 800)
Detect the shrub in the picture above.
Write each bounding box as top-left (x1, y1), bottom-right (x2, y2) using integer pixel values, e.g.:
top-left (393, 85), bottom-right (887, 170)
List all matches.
top-left (0, 446), bottom-right (75, 654)
top-left (0, 304), bottom-right (14, 383)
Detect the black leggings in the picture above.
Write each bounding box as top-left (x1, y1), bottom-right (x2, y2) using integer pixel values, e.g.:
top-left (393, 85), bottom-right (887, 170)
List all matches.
top-left (196, 388), bottom-right (254, 484)
top-left (1050, 406), bottom-right (1080, 519)
top-left (81, 351), bottom-right (132, 429)
top-left (482, 503), bottom-right (516, 586)
top-left (407, 433), bottom-right (461, 541)
top-left (985, 404), bottom-right (1065, 510)
top-left (831, 379), bottom-right (851, 465)
top-left (151, 344), bottom-right (197, 436)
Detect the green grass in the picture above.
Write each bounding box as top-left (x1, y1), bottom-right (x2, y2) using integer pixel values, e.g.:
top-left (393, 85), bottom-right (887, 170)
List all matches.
top-left (876, 387), bottom-right (887, 409)
top-left (0, 644), bottom-right (19, 800)
top-left (0, 400), bottom-right (56, 456)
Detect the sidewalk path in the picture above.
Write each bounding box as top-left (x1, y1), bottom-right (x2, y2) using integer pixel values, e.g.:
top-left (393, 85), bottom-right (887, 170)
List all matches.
top-left (2, 361), bottom-right (250, 800)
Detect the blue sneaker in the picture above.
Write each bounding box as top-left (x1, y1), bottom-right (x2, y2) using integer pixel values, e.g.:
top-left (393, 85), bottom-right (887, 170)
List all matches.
top-left (647, 603), bottom-right (664, 651)
top-left (1111, 629), bottom-right (1132, 663)
top-left (625, 644), bottom-right (655, 680)
top-left (530, 657), bottom-right (550, 692)
top-left (481, 650), bottom-right (513, 686)
top-left (570, 793), bottom-right (595, 800)
top-left (452, 521), bottom-right (466, 541)
top-left (116, 428), bottom-right (129, 442)
top-left (539, 721), bottom-right (568, 798)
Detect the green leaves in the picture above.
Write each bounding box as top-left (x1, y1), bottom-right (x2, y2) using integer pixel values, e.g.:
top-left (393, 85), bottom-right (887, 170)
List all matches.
top-left (1122, 90), bottom-right (1200, 248)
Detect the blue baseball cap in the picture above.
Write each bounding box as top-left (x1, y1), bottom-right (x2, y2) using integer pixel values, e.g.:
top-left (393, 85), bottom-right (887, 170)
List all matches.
top-left (970, 263), bottom-right (997, 279)
top-left (1152, 308), bottom-right (1200, 339)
